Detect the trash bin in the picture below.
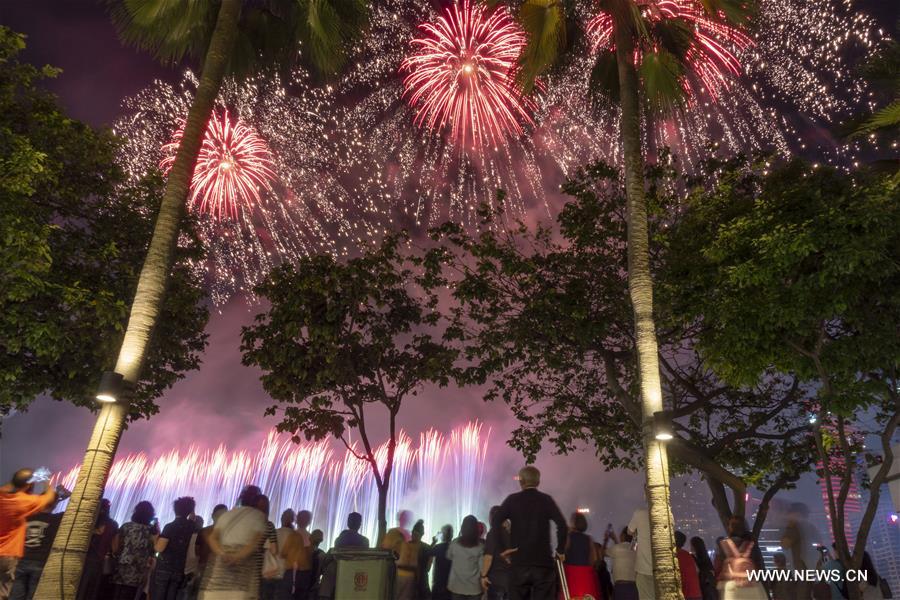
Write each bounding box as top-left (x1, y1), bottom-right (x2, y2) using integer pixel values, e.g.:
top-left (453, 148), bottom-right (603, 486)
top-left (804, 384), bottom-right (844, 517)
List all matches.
top-left (331, 548), bottom-right (395, 600)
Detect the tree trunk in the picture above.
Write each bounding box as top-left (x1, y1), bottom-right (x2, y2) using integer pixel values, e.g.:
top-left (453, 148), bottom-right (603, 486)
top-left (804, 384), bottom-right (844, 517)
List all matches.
top-left (376, 483), bottom-right (388, 545)
top-left (814, 423), bottom-right (860, 599)
top-left (34, 2), bottom-right (243, 597)
top-left (613, 13), bottom-right (682, 600)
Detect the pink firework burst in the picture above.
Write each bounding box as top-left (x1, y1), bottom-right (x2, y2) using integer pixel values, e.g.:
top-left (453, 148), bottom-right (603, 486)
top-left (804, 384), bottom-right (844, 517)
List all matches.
top-left (160, 110), bottom-right (276, 220)
top-left (587, 0), bottom-right (753, 100)
top-left (401, 0), bottom-right (535, 149)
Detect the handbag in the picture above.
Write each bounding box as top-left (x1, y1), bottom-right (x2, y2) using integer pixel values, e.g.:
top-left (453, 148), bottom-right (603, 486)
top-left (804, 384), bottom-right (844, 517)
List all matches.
top-left (262, 546), bottom-right (280, 579)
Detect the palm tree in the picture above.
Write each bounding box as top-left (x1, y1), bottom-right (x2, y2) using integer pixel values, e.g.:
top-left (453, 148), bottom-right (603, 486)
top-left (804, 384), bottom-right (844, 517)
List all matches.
top-left (511, 0), bottom-right (753, 596)
top-left (35, 1), bottom-right (367, 597)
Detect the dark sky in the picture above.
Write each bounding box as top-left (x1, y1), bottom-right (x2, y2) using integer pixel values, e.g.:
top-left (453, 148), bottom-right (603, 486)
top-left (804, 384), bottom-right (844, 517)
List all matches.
top-left (1, 0), bottom-right (896, 534)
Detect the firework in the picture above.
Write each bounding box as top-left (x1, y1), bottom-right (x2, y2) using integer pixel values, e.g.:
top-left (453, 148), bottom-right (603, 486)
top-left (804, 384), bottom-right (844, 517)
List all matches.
top-left (160, 110), bottom-right (277, 220)
top-left (586, 0), bottom-right (754, 101)
top-left (57, 421), bottom-right (492, 546)
top-left (116, 69), bottom-right (369, 304)
top-left (331, 0), bottom-right (880, 232)
top-left (332, 0), bottom-right (546, 229)
top-left (401, 0), bottom-right (534, 149)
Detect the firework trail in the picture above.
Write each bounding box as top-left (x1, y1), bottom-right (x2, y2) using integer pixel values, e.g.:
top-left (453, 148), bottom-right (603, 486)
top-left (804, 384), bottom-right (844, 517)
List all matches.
top-left (116, 68), bottom-right (369, 304)
top-left (450, 422), bottom-right (490, 525)
top-left (325, 446), bottom-right (370, 543)
top-left (417, 429), bottom-right (446, 537)
top-left (58, 421), bottom-right (492, 546)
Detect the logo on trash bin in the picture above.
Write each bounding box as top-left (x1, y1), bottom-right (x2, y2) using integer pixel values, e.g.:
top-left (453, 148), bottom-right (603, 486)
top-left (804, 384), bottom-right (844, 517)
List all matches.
top-left (354, 571), bottom-right (368, 591)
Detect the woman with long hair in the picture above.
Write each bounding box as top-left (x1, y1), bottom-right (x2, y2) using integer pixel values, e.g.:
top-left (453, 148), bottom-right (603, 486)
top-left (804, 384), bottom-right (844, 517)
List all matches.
top-left (690, 537), bottom-right (718, 600)
top-left (447, 515), bottom-right (484, 600)
top-left (112, 501), bottom-right (156, 600)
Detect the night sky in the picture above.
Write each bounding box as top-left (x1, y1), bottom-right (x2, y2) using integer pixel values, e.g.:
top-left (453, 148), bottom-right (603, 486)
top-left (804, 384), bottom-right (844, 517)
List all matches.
top-left (1, 0), bottom-right (897, 534)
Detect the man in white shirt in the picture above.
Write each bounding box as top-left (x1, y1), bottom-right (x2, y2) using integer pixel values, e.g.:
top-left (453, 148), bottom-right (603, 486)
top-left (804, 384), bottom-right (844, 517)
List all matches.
top-left (628, 508), bottom-right (654, 600)
top-left (606, 528), bottom-right (638, 597)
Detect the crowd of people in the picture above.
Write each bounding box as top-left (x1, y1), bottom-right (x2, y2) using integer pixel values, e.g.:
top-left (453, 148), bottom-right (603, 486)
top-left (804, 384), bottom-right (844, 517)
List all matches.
top-left (0, 466), bottom-right (891, 600)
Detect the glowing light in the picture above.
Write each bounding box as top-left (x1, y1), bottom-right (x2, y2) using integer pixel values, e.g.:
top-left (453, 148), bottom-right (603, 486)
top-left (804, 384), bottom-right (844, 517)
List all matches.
top-left (401, 0), bottom-right (534, 148)
top-left (57, 421), bottom-right (491, 546)
top-left (587, 0), bottom-right (753, 101)
top-left (160, 110), bottom-right (276, 220)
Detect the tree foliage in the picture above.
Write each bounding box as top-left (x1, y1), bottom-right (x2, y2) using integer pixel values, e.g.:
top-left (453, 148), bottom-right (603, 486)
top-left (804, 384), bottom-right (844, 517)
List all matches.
top-left (241, 234), bottom-right (457, 539)
top-left (664, 156), bottom-right (900, 574)
top-left (425, 158), bottom-right (814, 528)
top-left (108, 0), bottom-right (369, 78)
top-left (666, 158), bottom-right (899, 413)
top-left (0, 27), bottom-right (209, 419)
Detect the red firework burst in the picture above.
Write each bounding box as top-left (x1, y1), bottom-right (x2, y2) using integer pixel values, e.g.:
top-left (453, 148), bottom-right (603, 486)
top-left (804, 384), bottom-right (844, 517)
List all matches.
top-left (160, 110), bottom-right (276, 220)
top-left (587, 0), bottom-right (753, 100)
top-left (401, 0), bottom-right (535, 149)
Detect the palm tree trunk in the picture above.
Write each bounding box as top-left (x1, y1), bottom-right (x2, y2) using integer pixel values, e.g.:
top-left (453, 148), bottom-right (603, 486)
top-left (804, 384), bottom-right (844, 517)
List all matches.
top-left (34, 2), bottom-right (242, 598)
top-left (613, 15), bottom-right (682, 600)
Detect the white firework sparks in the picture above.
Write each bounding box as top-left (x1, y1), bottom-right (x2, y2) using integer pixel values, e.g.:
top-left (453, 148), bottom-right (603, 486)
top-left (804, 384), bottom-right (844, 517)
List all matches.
top-left (116, 69), bottom-right (372, 304)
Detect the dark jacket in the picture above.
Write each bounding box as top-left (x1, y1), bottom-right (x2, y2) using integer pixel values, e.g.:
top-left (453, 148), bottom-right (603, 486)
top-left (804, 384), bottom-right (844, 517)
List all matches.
top-left (492, 487), bottom-right (567, 567)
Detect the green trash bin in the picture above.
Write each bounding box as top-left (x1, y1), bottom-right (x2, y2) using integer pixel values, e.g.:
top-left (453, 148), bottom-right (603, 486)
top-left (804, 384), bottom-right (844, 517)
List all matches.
top-left (331, 548), bottom-right (395, 600)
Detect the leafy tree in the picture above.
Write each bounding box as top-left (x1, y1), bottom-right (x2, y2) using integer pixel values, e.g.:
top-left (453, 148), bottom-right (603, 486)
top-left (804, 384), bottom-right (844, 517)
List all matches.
top-left (0, 26), bottom-right (208, 421)
top-left (241, 234), bottom-right (457, 541)
top-left (428, 160), bottom-right (814, 538)
top-left (40, 2), bottom-right (369, 594)
top-left (666, 157), bottom-right (899, 599)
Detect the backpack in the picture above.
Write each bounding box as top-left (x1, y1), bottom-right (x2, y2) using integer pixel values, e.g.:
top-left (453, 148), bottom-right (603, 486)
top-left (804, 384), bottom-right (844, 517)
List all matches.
top-left (721, 538), bottom-right (756, 587)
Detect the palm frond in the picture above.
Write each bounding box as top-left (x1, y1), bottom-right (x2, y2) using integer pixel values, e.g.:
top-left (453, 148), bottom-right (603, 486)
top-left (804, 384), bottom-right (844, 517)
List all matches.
top-left (298, 0), bottom-right (369, 77)
top-left (639, 48), bottom-right (686, 114)
top-left (516, 0), bottom-right (565, 93)
top-left (108, 0), bottom-right (215, 64)
top-left (599, 0), bottom-right (649, 43)
top-left (652, 18), bottom-right (692, 64)
top-left (108, 0), bottom-right (369, 77)
top-left (860, 38), bottom-right (900, 95)
top-left (589, 49), bottom-right (620, 107)
top-left (852, 100), bottom-right (900, 138)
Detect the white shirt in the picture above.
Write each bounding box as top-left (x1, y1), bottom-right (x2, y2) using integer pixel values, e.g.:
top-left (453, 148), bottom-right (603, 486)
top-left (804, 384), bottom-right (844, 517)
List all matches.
top-left (215, 506), bottom-right (265, 546)
top-left (608, 542), bottom-right (637, 582)
top-left (274, 526), bottom-right (294, 576)
top-left (628, 508), bottom-right (652, 575)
